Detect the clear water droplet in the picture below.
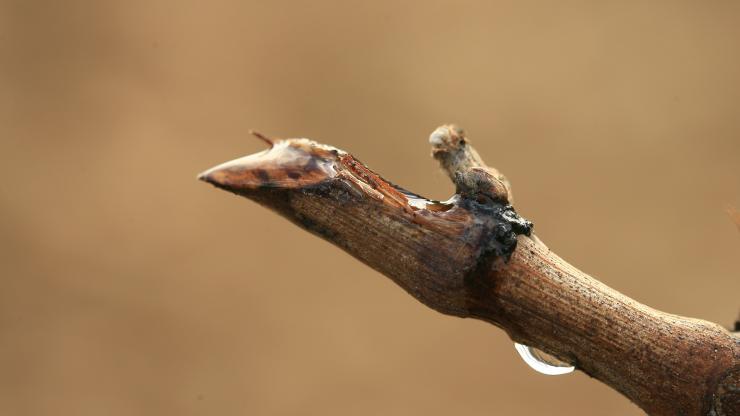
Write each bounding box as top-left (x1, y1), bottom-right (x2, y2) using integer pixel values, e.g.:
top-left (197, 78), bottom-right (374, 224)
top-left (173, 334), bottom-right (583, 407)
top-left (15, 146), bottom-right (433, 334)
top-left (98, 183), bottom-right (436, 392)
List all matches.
top-left (514, 343), bottom-right (575, 376)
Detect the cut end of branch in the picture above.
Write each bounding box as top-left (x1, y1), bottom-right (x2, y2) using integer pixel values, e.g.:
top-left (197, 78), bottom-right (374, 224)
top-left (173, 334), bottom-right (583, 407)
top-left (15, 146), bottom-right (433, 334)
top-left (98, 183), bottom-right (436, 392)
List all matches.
top-left (197, 139), bottom-right (341, 193)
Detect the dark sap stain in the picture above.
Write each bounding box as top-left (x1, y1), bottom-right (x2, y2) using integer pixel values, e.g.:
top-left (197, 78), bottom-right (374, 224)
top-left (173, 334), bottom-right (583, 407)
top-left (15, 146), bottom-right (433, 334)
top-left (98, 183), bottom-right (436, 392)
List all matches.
top-left (461, 195), bottom-right (533, 292)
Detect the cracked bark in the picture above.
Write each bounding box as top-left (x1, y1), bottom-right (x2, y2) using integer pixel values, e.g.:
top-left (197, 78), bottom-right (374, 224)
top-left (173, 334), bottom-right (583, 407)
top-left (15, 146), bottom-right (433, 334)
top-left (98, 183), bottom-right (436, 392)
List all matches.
top-left (198, 125), bottom-right (740, 416)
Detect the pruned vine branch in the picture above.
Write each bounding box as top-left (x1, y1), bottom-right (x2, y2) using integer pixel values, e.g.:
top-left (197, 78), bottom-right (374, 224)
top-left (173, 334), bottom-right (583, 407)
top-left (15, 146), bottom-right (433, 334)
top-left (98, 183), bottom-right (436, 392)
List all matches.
top-left (199, 126), bottom-right (739, 415)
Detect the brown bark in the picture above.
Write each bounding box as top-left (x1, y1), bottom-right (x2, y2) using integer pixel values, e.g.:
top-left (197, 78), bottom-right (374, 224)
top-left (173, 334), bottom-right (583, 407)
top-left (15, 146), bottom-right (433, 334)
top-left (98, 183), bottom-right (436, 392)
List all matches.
top-left (198, 126), bottom-right (740, 415)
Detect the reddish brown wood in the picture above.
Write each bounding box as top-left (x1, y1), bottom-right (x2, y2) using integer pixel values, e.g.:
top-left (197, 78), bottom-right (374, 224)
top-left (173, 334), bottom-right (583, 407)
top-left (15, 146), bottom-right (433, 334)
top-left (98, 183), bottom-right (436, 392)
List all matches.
top-left (199, 127), bottom-right (740, 415)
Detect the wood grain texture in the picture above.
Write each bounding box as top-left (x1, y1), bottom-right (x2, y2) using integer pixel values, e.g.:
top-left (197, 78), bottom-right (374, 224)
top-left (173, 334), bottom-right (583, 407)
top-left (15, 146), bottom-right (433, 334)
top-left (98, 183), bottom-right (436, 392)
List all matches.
top-left (199, 128), bottom-right (740, 415)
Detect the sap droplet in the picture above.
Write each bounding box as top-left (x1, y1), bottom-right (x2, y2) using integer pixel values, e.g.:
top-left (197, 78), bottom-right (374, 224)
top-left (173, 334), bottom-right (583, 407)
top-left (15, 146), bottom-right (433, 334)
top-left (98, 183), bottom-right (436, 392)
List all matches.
top-left (514, 343), bottom-right (575, 376)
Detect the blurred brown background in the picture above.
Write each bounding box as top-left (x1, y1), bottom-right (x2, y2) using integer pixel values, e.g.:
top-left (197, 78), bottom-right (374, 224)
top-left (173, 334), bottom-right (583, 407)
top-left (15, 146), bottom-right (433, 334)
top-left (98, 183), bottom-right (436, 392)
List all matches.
top-left (1, 1), bottom-right (739, 415)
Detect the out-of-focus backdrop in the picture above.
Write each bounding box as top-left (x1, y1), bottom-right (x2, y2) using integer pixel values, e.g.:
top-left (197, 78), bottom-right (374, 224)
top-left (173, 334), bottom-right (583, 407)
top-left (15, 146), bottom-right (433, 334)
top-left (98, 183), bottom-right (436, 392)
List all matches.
top-left (1, 1), bottom-right (739, 415)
